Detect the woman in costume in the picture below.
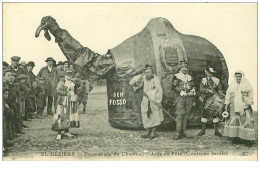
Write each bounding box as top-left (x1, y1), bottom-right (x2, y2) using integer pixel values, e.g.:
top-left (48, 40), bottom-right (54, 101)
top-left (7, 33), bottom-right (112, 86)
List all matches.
top-left (52, 69), bottom-right (80, 139)
top-left (223, 70), bottom-right (256, 147)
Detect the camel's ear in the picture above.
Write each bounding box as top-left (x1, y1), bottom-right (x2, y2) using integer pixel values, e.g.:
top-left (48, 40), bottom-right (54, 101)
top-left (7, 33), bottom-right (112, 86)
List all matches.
top-left (44, 29), bottom-right (51, 41)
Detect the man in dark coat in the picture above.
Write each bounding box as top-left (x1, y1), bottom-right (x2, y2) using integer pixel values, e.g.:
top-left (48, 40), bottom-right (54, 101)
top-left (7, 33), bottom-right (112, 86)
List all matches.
top-left (37, 57), bottom-right (59, 115)
top-left (27, 61), bottom-right (36, 87)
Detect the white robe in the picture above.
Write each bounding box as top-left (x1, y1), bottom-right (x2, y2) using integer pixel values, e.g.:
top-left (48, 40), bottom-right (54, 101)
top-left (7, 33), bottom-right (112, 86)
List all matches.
top-left (130, 74), bottom-right (164, 128)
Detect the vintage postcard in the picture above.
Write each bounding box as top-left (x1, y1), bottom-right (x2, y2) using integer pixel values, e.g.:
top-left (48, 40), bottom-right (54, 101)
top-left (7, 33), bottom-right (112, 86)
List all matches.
top-left (2, 2), bottom-right (258, 161)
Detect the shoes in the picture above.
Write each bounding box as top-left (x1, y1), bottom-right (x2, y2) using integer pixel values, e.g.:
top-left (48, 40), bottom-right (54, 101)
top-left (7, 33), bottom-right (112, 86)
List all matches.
top-left (6, 141), bottom-right (14, 147)
top-left (197, 130), bottom-right (205, 136)
top-left (141, 134), bottom-right (150, 139)
top-left (47, 111), bottom-right (54, 115)
top-left (56, 134), bottom-right (62, 140)
top-left (215, 131), bottom-right (222, 137)
top-left (174, 135), bottom-right (180, 140)
top-left (63, 132), bottom-right (74, 137)
top-left (22, 124), bottom-right (29, 128)
top-left (16, 130), bottom-right (25, 134)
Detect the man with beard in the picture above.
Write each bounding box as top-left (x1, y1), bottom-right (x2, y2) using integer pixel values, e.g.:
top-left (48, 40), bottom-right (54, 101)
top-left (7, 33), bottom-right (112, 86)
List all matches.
top-left (37, 57), bottom-right (59, 115)
top-left (129, 64), bottom-right (164, 140)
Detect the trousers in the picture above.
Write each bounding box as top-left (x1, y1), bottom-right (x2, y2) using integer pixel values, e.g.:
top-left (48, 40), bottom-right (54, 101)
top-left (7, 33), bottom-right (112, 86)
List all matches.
top-left (175, 96), bottom-right (193, 135)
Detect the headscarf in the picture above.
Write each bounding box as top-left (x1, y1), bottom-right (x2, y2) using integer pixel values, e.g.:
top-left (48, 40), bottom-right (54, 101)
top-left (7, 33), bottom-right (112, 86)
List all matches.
top-left (225, 70), bottom-right (253, 114)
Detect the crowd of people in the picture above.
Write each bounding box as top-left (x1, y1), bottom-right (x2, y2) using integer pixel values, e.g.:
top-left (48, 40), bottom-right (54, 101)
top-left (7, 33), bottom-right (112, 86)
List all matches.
top-left (130, 64), bottom-right (256, 147)
top-left (3, 56), bottom-right (93, 155)
top-left (2, 56), bottom-right (257, 156)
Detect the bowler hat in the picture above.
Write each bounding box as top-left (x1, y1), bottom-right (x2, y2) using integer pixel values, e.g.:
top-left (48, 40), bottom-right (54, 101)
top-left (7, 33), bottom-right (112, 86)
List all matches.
top-left (45, 57), bottom-right (56, 63)
top-left (58, 61), bottom-right (63, 66)
top-left (11, 56), bottom-right (21, 61)
top-left (27, 61), bottom-right (35, 67)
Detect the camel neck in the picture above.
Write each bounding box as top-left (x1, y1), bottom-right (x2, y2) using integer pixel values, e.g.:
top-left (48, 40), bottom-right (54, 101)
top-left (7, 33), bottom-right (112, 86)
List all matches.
top-left (49, 23), bottom-right (60, 36)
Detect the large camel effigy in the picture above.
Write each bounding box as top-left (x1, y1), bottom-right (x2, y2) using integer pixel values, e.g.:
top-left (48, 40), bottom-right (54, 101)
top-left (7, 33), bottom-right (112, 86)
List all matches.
top-left (35, 16), bottom-right (229, 129)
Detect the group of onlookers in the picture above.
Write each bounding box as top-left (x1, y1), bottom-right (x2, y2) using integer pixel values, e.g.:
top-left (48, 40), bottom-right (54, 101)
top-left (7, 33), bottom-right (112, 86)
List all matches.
top-left (3, 56), bottom-right (92, 155)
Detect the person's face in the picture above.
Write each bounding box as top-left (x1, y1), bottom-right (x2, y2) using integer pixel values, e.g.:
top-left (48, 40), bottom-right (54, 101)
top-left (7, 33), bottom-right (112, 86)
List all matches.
top-left (11, 60), bottom-right (19, 67)
top-left (59, 77), bottom-right (65, 81)
top-left (20, 79), bottom-right (26, 84)
top-left (64, 63), bottom-right (69, 69)
top-left (59, 65), bottom-right (64, 70)
top-left (3, 91), bottom-right (9, 100)
top-left (47, 61), bottom-right (53, 66)
top-left (65, 74), bottom-right (73, 80)
top-left (145, 69), bottom-right (153, 79)
top-left (39, 80), bottom-right (45, 85)
top-left (4, 72), bottom-right (12, 82)
top-left (235, 73), bottom-right (242, 83)
top-left (205, 70), bottom-right (213, 77)
top-left (28, 65), bottom-right (34, 71)
top-left (180, 67), bottom-right (188, 74)
top-left (20, 65), bottom-right (25, 70)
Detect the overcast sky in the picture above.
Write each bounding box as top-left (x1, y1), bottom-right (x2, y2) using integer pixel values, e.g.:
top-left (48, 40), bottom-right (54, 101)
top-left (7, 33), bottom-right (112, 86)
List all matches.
top-left (3, 3), bottom-right (257, 109)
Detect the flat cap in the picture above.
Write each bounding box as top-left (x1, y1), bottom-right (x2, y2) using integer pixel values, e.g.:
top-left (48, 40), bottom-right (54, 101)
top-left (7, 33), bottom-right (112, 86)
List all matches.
top-left (65, 68), bottom-right (74, 75)
top-left (11, 56), bottom-right (21, 61)
top-left (58, 61), bottom-right (63, 65)
top-left (19, 61), bottom-right (27, 66)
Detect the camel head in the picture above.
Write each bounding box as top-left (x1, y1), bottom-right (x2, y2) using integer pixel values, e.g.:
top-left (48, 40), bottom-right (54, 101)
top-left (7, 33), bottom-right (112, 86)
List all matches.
top-left (35, 16), bottom-right (57, 41)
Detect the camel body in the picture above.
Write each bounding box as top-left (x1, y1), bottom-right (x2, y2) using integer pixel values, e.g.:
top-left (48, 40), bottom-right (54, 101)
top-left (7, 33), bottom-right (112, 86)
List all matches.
top-left (35, 16), bottom-right (229, 129)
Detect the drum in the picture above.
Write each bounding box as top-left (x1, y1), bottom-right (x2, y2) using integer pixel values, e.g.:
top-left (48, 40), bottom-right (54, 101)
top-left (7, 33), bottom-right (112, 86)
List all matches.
top-left (204, 94), bottom-right (225, 116)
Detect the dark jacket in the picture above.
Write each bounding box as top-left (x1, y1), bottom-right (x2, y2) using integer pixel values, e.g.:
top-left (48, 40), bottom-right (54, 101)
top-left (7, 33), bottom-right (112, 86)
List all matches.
top-left (37, 66), bottom-right (59, 97)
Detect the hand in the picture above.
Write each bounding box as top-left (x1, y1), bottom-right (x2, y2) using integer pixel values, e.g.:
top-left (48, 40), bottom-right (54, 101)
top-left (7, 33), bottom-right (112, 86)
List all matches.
top-left (207, 89), bottom-right (214, 94)
top-left (199, 96), bottom-right (204, 103)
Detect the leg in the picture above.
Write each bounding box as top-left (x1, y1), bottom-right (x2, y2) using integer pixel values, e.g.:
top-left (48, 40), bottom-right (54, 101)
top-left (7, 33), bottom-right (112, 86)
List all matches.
top-left (56, 130), bottom-right (62, 140)
top-left (182, 97), bottom-right (193, 136)
top-left (47, 96), bottom-right (54, 115)
top-left (197, 109), bottom-right (209, 136)
top-left (63, 129), bottom-right (74, 137)
top-left (141, 128), bottom-right (152, 139)
top-left (213, 118), bottom-right (222, 137)
top-left (149, 127), bottom-right (158, 140)
top-left (175, 97), bottom-right (185, 140)
top-left (82, 102), bottom-right (87, 114)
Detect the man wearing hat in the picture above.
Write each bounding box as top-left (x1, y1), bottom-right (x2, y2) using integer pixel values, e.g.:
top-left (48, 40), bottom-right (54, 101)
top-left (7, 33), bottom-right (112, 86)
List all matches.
top-left (129, 64), bottom-right (164, 140)
top-left (197, 67), bottom-right (224, 137)
top-left (172, 65), bottom-right (196, 140)
top-left (37, 57), bottom-right (59, 115)
top-left (27, 61), bottom-right (36, 86)
top-left (8, 56), bottom-right (25, 77)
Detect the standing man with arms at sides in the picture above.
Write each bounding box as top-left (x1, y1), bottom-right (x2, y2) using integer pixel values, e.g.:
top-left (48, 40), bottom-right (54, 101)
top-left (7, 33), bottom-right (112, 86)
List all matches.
top-left (129, 64), bottom-right (164, 140)
top-left (197, 67), bottom-right (224, 137)
top-left (37, 57), bottom-right (59, 115)
top-left (172, 65), bottom-right (196, 140)
top-left (27, 61), bottom-right (36, 87)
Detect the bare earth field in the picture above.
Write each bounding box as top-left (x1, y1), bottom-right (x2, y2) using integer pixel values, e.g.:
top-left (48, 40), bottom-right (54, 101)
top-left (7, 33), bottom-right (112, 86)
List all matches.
top-left (4, 86), bottom-right (258, 161)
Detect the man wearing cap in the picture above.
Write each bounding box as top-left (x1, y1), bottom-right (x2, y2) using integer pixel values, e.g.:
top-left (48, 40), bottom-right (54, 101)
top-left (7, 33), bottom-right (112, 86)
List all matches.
top-left (37, 57), bottom-right (59, 115)
top-left (172, 65), bottom-right (196, 140)
top-left (197, 67), bottom-right (224, 137)
top-left (8, 56), bottom-right (25, 78)
top-left (129, 64), bottom-right (164, 140)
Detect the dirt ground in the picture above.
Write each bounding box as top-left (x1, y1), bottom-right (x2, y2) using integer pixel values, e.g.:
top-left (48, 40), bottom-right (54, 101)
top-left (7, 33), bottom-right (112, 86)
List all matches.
top-left (4, 86), bottom-right (258, 161)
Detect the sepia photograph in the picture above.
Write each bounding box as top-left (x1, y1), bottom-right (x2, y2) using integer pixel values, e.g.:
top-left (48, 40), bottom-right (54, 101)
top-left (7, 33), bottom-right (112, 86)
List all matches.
top-left (1, 2), bottom-right (258, 161)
